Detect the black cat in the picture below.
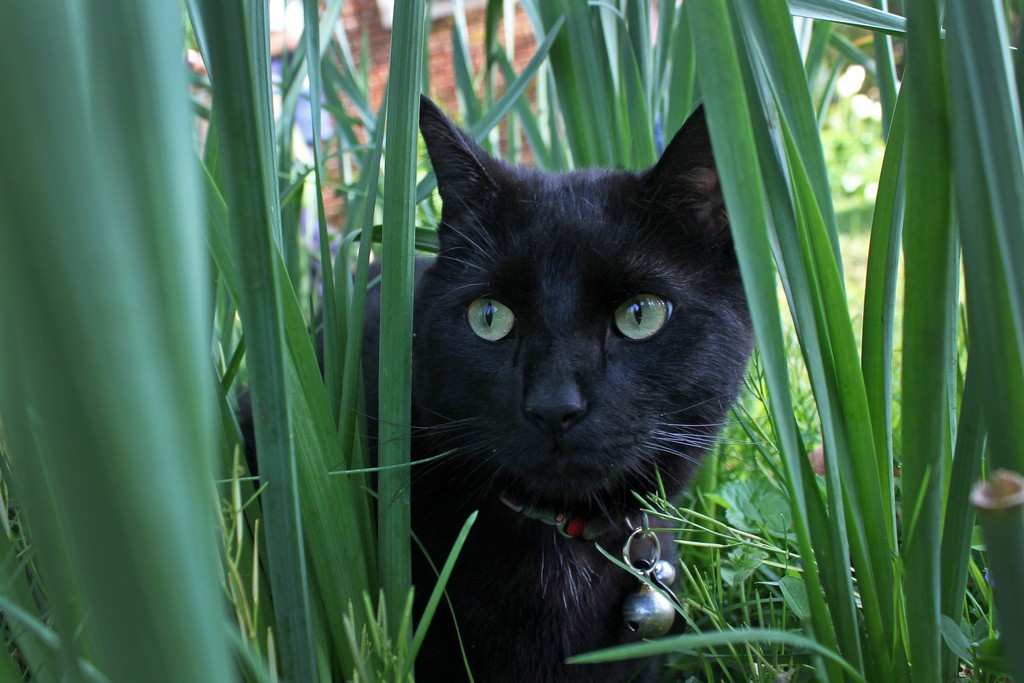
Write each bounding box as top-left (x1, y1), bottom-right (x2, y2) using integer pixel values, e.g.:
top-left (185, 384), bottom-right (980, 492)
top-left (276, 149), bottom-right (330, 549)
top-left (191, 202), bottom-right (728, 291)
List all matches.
top-left (360, 97), bottom-right (754, 682)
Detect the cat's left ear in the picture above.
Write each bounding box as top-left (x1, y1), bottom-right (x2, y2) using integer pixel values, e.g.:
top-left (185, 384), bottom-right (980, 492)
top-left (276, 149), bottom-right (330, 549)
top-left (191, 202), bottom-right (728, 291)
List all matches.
top-left (419, 95), bottom-right (500, 219)
top-left (642, 106), bottom-right (728, 240)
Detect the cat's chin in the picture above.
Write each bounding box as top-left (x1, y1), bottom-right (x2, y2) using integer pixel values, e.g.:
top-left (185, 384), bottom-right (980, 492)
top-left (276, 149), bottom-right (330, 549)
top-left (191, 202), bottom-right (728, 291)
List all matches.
top-left (495, 466), bottom-right (628, 511)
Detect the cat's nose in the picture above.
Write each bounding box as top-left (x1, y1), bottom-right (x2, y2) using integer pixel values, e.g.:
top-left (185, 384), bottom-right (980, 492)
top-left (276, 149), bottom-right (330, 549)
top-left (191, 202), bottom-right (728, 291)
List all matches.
top-left (523, 391), bottom-right (587, 437)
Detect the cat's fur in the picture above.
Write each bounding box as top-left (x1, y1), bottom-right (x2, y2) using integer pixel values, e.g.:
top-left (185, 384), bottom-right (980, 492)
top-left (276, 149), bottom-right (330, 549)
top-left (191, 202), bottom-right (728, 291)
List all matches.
top-left (358, 97), bottom-right (754, 682)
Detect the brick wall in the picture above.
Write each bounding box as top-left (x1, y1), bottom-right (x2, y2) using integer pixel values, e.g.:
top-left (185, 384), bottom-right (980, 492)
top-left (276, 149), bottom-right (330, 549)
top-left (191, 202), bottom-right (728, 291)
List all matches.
top-left (338, 0), bottom-right (538, 123)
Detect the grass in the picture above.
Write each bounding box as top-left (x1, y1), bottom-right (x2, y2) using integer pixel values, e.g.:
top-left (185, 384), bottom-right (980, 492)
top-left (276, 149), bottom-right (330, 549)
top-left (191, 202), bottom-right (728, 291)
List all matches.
top-left (1, 0), bottom-right (1023, 681)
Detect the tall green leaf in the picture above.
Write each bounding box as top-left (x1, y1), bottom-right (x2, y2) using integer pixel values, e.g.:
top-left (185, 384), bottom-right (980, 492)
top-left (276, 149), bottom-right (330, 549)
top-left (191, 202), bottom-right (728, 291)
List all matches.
top-left (901, 1), bottom-right (957, 681)
top-left (860, 93), bottom-right (905, 524)
top-left (0, 3), bottom-right (234, 680)
top-left (946, 4), bottom-right (1024, 674)
top-left (946, 0), bottom-right (1024, 474)
top-left (377, 0), bottom-right (427, 635)
top-left (192, 0), bottom-right (318, 677)
top-left (686, 3), bottom-right (844, 679)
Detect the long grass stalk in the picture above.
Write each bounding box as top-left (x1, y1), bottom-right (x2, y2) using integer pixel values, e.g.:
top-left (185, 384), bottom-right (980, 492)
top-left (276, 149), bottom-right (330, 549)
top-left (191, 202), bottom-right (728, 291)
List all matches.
top-left (737, 8), bottom-right (906, 681)
top-left (0, 531), bottom-right (61, 678)
top-left (945, 4), bottom-right (1024, 677)
top-left (730, 42), bottom-right (864, 680)
top-left (335, 97), bottom-right (387, 498)
top-left (860, 92), bottom-right (905, 540)
top-left (377, 0), bottom-right (427, 635)
top-left (0, 2), bottom-right (234, 680)
top-left (192, 0), bottom-right (319, 678)
top-left (939, 360), bottom-right (986, 677)
top-left (301, 0), bottom-right (342, 424)
top-left (685, 3), bottom-right (844, 679)
top-left (569, 628), bottom-right (866, 682)
top-left (945, 0), bottom-right (1024, 474)
top-left (783, 119), bottom-right (907, 682)
top-left (664, 2), bottom-right (697, 136)
top-left (901, 2), bottom-right (956, 681)
top-left (868, 1), bottom-right (899, 133)
top-left (788, 0), bottom-right (907, 34)
top-left (201, 156), bottom-right (376, 673)
top-left (530, 0), bottom-right (614, 166)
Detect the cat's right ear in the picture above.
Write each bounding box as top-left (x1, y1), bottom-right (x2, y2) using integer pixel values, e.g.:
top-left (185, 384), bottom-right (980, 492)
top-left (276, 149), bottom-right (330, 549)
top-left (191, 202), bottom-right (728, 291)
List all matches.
top-left (419, 95), bottom-right (499, 220)
top-left (643, 106), bottom-right (729, 243)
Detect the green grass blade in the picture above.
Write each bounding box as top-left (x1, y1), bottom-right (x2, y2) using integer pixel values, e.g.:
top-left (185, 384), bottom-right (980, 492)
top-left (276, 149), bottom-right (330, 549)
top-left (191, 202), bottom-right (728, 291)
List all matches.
top-left (623, 0), bottom-right (651, 107)
top-left (686, 4), bottom-right (843, 679)
top-left (784, 99), bottom-right (907, 680)
top-left (377, 0), bottom-right (426, 635)
top-left (664, 2), bottom-right (697, 136)
top-left (828, 33), bottom-right (874, 82)
top-left (729, 40), bottom-right (863, 675)
top-left (195, 2), bottom-right (380, 669)
top-left (0, 3), bottom-right (234, 680)
top-left (405, 511), bottom-right (479, 676)
top-left (337, 98), bottom-right (387, 492)
top-left (652, 0), bottom-right (678, 123)
top-left (451, 0), bottom-right (483, 127)
top-left (566, 2), bottom-right (618, 164)
top-left (192, 0), bottom-right (319, 677)
top-left (735, 0), bottom-right (842, 264)
top-left (868, 0), bottom-right (900, 134)
top-left (595, 6), bottom-right (626, 159)
top-left (788, 0), bottom-right (908, 35)
top-left (945, 8), bottom-right (1024, 673)
top-left (0, 509), bottom-right (68, 678)
top-left (616, 21), bottom-right (657, 167)
top-left (323, 50), bottom-right (375, 129)
top-left (568, 627), bottom-right (866, 682)
top-left (730, 6), bottom-right (906, 678)
top-left (532, 0), bottom-right (612, 166)
top-left (201, 153), bottom-right (375, 671)
top-left (946, 0), bottom-right (1024, 475)
top-left (493, 49), bottom-right (555, 168)
top-left (860, 93), bottom-right (905, 529)
top-left (466, 16), bottom-right (564, 141)
top-left (302, 0), bottom-right (341, 425)
top-left (806, 21), bottom-right (835, 84)
top-left (484, 0), bottom-right (504, 69)
top-left (939, 359), bottom-right (986, 677)
top-left (901, 1), bottom-right (957, 680)
top-left (0, 595), bottom-right (109, 683)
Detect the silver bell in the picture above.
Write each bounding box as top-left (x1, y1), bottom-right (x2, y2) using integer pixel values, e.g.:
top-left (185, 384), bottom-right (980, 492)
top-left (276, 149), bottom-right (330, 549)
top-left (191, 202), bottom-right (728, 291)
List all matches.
top-left (652, 559), bottom-right (676, 587)
top-left (622, 584), bottom-right (675, 639)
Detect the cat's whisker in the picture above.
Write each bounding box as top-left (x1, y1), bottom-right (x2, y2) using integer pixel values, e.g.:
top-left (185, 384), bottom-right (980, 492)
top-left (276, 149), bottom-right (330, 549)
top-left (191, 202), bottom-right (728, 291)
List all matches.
top-left (650, 422), bottom-right (763, 449)
top-left (645, 442), bottom-right (704, 465)
top-left (654, 393), bottom-right (740, 418)
top-left (648, 429), bottom-right (719, 445)
top-left (649, 437), bottom-right (717, 449)
top-left (435, 252), bottom-right (489, 274)
top-left (431, 283), bottom-right (492, 310)
top-left (438, 219), bottom-right (502, 265)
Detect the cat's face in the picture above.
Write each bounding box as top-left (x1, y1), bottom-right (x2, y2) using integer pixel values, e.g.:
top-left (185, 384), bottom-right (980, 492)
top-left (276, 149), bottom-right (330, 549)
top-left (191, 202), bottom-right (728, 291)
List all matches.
top-left (413, 96), bottom-right (753, 512)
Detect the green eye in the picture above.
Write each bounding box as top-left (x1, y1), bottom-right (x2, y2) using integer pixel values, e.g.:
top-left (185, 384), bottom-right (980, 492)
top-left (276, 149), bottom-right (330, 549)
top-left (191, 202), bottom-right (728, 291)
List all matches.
top-left (467, 299), bottom-right (515, 341)
top-left (614, 294), bottom-right (672, 340)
